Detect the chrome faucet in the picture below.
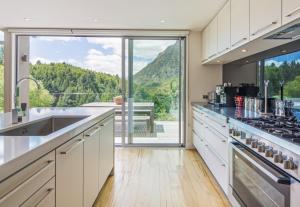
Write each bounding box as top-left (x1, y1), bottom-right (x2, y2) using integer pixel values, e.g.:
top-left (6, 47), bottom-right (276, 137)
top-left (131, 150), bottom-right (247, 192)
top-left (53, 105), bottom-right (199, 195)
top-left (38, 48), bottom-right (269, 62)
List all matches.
top-left (12, 77), bottom-right (41, 123)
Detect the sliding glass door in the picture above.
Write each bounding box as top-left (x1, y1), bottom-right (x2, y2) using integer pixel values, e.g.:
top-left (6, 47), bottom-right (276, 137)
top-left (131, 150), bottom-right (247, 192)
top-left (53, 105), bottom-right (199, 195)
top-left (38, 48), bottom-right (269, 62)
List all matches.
top-left (123, 37), bottom-right (185, 145)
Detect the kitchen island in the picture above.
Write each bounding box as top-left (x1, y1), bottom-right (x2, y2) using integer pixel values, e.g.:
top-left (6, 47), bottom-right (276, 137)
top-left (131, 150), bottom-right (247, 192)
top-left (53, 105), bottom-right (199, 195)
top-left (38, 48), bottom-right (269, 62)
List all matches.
top-left (0, 107), bottom-right (115, 207)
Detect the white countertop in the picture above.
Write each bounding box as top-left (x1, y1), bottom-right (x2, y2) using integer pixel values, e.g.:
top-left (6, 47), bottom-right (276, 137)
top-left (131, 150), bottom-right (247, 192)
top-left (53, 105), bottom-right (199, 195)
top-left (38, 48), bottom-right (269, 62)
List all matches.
top-left (0, 107), bottom-right (114, 181)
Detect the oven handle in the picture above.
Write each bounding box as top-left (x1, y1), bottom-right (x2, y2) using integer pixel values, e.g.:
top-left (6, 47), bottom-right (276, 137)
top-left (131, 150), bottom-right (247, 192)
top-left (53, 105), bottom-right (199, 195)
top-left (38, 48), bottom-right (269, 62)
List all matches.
top-left (231, 143), bottom-right (291, 185)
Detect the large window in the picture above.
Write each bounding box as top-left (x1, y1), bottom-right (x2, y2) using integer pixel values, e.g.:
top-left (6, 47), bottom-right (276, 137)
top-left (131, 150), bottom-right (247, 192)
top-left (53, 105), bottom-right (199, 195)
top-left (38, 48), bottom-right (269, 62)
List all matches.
top-left (263, 50), bottom-right (300, 108)
top-left (0, 31), bottom-right (4, 112)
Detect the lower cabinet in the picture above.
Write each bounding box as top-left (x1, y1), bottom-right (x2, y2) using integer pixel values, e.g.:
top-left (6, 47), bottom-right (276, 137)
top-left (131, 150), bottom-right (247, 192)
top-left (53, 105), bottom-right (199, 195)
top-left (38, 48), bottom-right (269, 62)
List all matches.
top-left (56, 134), bottom-right (84, 207)
top-left (0, 151), bottom-right (55, 207)
top-left (99, 117), bottom-right (114, 190)
top-left (192, 107), bottom-right (229, 194)
top-left (83, 126), bottom-right (101, 207)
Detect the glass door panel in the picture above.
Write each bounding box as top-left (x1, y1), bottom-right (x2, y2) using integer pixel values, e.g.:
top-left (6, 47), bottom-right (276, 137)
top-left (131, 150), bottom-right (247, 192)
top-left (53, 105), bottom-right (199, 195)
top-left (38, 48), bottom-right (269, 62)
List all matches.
top-left (124, 38), bottom-right (185, 145)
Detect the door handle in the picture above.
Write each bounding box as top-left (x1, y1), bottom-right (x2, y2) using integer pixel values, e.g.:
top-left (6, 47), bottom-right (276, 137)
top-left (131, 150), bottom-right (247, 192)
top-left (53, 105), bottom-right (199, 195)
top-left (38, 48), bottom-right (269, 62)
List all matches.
top-left (251, 21), bottom-right (278, 36)
top-left (285, 6), bottom-right (300, 17)
top-left (60, 139), bottom-right (84, 155)
top-left (232, 37), bottom-right (247, 47)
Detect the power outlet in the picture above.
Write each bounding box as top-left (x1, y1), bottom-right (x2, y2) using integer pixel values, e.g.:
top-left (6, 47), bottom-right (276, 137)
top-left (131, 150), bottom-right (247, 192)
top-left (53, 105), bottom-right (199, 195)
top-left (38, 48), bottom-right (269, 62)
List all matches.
top-left (203, 95), bottom-right (208, 99)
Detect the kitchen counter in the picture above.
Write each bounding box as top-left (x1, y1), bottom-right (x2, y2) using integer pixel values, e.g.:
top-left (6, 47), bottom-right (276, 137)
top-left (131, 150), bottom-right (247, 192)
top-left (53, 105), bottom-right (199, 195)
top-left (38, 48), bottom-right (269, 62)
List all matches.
top-left (192, 102), bottom-right (300, 156)
top-left (0, 107), bottom-right (114, 181)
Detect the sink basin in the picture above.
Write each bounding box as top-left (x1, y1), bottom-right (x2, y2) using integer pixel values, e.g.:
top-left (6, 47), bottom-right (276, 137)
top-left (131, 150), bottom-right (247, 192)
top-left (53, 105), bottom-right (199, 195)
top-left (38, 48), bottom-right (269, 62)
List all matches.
top-left (0, 116), bottom-right (88, 136)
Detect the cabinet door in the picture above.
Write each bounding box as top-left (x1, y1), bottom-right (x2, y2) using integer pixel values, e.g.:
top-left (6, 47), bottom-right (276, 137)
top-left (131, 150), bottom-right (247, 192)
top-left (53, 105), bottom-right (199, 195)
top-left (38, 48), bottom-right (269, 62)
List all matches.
top-left (83, 126), bottom-right (101, 207)
top-left (202, 27), bottom-right (209, 62)
top-left (218, 1), bottom-right (231, 54)
top-left (56, 134), bottom-right (84, 207)
top-left (208, 16), bottom-right (218, 59)
top-left (231, 0), bottom-right (249, 49)
top-left (250, 0), bottom-right (281, 40)
top-left (99, 117), bottom-right (114, 190)
top-left (282, 0), bottom-right (300, 25)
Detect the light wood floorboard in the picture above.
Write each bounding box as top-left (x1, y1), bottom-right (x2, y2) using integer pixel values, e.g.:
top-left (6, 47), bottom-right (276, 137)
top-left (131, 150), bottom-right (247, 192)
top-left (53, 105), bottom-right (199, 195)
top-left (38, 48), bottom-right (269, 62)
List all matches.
top-left (94, 147), bottom-right (231, 207)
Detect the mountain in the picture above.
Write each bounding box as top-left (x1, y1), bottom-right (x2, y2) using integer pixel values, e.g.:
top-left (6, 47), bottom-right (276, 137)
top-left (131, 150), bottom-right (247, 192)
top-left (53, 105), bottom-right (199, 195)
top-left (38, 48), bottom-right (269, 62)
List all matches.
top-left (134, 41), bottom-right (180, 87)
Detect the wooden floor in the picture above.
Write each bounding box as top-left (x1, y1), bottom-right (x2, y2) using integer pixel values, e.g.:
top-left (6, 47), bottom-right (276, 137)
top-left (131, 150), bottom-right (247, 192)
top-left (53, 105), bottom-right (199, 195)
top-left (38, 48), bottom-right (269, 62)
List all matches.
top-left (94, 147), bottom-right (231, 207)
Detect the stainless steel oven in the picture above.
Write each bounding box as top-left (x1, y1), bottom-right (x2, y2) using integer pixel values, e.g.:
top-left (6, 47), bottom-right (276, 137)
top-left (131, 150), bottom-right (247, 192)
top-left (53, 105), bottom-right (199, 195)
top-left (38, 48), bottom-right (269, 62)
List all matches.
top-left (229, 141), bottom-right (300, 207)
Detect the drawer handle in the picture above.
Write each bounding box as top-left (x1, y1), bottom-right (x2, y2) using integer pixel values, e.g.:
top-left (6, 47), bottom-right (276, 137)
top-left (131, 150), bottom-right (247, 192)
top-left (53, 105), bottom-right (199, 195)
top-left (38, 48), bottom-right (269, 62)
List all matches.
top-left (222, 140), bottom-right (226, 143)
top-left (85, 127), bottom-right (100, 137)
top-left (0, 160), bottom-right (54, 204)
top-left (60, 139), bottom-right (84, 155)
top-left (221, 164), bottom-right (226, 167)
top-left (222, 125), bottom-right (226, 128)
top-left (35, 188), bottom-right (54, 207)
top-left (251, 21), bottom-right (278, 36)
top-left (285, 6), bottom-right (300, 17)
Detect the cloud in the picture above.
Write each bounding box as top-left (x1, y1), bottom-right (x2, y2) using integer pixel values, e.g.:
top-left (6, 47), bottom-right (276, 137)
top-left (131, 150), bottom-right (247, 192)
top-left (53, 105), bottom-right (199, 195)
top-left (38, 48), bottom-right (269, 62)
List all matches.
top-left (86, 38), bottom-right (121, 54)
top-left (265, 59), bottom-right (282, 67)
top-left (30, 57), bottom-right (83, 68)
top-left (36, 36), bottom-right (81, 42)
top-left (133, 40), bottom-right (176, 60)
top-left (0, 31), bottom-right (3, 41)
top-left (84, 49), bottom-right (121, 75)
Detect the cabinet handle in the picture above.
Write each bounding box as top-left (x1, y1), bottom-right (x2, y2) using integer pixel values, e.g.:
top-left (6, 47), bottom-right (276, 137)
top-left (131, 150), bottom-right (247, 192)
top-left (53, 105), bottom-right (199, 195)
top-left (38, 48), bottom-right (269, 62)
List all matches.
top-left (232, 37), bottom-right (247, 47)
top-left (208, 53), bottom-right (217, 59)
top-left (35, 188), bottom-right (54, 207)
top-left (0, 160), bottom-right (54, 204)
top-left (222, 140), bottom-right (226, 143)
top-left (100, 118), bottom-right (113, 127)
top-left (218, 47), bottom-right (229, 54)
top-left (251, 21), bottom-right (278, 36)
top-left (85, 127), bottom-right (100, 137)
top-left (285, 6), bottom-right (300, 17)
top-left (60, 139), bottom-right (84, 155)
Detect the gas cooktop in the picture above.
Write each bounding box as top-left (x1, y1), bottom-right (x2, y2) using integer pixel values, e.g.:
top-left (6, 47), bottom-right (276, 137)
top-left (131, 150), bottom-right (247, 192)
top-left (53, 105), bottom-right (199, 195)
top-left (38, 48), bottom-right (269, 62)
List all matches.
top-left (237, 116), bottom-right (300, 145)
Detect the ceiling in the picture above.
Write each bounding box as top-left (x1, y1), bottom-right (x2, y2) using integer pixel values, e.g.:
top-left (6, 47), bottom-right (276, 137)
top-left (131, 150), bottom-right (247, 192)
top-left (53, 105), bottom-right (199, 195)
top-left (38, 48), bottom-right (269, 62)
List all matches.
top-left (0, 0), bottom-right (226, 31)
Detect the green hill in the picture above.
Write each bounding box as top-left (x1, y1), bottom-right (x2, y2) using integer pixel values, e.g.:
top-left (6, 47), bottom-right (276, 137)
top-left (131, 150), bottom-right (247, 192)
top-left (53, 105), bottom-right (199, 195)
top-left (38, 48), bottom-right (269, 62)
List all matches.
top-left (134, 41), bottom-right (180, 87)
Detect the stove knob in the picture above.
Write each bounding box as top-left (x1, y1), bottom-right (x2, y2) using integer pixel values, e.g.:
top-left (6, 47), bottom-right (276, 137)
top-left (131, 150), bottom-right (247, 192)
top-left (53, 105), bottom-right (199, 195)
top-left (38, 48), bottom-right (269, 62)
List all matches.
top-left (283, 157), bottom-right (295, 170)
top-left (245, 138), bottom-right (252, 145)
top-left (258, 143), bottom-right (266, 153)
top-left (251, 140), bottom-right (258, 148)
top-left (274, 151), bottom-right (283, 163)
top-left (265, 147), bottom-right (274, 157)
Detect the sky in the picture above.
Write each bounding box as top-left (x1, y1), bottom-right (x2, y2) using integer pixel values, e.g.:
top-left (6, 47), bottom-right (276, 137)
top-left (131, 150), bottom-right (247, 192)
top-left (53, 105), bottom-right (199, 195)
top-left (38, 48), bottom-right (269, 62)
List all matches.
top-left (265, 50), bottom-right (300, 67)
top-left (0, 31), bottom-right (3, 41)
top-left (29, 36), bottom-right (176, 76)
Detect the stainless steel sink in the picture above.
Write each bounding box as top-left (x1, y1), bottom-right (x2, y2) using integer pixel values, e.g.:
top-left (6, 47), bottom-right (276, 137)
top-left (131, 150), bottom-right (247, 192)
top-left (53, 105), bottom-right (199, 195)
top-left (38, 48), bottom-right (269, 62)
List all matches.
top-left (0, 116), bottom-right (88, 136)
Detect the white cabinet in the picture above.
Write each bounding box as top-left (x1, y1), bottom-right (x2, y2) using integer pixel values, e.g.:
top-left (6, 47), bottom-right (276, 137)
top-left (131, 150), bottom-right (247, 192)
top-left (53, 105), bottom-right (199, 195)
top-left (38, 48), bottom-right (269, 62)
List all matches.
top-left (0, 151), bottom-right (55, 207)
top-left (218, 1), bottom-right (231, 54)
top-left (99, 116), bottom-right (114, 190)
top-left (282, 0), bottom-right (300, 25)
top-left (202, 16), bottom-right (218, 61)
top-left (83, 126), bottom-right (101, 207)
top-left (250, 0), bottom-right (281, 40)
top-left (56, 134), bottom-right (84, 207)
top-left (231, 0), bottom-right (250, 49)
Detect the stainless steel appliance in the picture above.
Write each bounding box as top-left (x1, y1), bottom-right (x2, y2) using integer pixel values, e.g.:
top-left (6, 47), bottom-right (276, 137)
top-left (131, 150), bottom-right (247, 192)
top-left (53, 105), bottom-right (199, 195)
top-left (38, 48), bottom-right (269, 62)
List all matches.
top-left (228, 120), bottom-right (300, 207)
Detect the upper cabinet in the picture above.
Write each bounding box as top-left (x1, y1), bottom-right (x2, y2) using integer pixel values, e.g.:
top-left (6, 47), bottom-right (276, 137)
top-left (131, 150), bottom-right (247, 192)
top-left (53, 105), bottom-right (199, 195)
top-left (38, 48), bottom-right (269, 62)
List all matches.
top-left (250, 0), bottom-right (281, 40)
top-left (218, 1), bottom-right (231, 54)
top-left (231, 0), bottom-right (249, 49)
top-left (282, 0), bottom-right (300, 25)
top-left (202, 16), bottom-right (218, 62)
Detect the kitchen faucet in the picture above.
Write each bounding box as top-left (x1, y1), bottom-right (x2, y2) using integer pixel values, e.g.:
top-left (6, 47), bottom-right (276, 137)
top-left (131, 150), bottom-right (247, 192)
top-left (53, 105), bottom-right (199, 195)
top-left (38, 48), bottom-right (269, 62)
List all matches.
top-left (12, 77), bottom-right (41, 123)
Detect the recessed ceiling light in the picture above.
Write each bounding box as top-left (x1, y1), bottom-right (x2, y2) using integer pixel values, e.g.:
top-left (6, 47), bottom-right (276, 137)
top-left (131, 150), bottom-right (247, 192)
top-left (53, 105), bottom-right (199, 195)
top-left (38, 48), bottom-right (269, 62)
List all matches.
top-left (92, 18), bottom-right (99, 22)
top-left (24, 17), bottom-right (32, 21)
top-left (281, 49), bottom-right (287, 53)
top-left (241, 49), bottom-right (247, 53)
top-left (217, 60), bottom-right (221, 63)
top-left (160, 20), bottom-right (166, 23)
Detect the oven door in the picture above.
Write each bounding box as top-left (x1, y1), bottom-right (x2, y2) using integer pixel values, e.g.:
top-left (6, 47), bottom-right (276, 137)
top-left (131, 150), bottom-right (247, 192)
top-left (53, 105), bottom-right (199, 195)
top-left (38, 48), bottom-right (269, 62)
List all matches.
top-left (229, 142), bottom-right (291, 207)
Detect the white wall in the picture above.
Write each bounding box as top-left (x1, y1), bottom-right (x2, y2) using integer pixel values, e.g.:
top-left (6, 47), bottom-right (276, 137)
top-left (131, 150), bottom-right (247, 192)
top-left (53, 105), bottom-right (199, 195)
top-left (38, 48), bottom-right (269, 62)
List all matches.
top-left (186, 31), bottom-right (222, 148)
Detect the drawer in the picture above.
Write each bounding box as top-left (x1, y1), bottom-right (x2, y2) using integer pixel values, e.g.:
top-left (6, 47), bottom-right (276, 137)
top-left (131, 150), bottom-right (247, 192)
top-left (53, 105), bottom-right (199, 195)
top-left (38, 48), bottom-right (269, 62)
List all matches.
top-left (201, 139), bottom-right (228, 194)
top-left (193, 131), bottom-right (201, 152)
top-left (0, 151), bottom-right (55, 207)
top-left (192, 117), bottom-right (205, 139)
top-left (204, 125), bottom-right (228, 163)
top-left (21, 177), bottom-right (55, 207)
